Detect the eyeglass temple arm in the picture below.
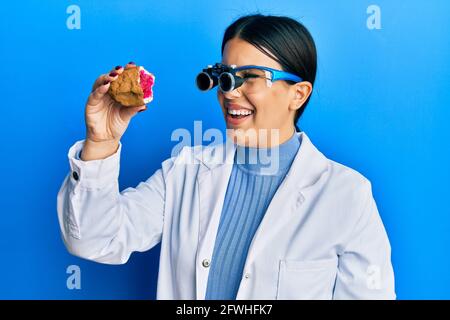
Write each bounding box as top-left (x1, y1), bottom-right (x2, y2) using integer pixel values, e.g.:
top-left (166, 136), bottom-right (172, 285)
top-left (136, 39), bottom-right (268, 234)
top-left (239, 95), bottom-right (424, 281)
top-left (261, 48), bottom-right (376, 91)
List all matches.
top-left (232, 65), bottom-right (303, 82)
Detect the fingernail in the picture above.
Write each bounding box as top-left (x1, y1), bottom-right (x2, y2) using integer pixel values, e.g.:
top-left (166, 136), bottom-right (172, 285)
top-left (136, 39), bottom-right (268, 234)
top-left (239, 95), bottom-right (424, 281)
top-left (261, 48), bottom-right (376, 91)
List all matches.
top-left (109, 71), bottom-right (118, 77)
top-left (128, 61), bottom-right (135, 65)
top-left (103, 80), bottom-right (110, 85)
top-left (115, 65), bottom-right (122, 70)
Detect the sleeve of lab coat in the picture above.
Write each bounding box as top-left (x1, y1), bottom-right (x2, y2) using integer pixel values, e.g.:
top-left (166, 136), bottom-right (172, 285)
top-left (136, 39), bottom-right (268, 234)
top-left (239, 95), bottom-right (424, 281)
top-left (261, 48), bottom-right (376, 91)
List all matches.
top-left (57, 139), bottom-right (166, 265)
top-left (333, 181), bottom-right (396, 299)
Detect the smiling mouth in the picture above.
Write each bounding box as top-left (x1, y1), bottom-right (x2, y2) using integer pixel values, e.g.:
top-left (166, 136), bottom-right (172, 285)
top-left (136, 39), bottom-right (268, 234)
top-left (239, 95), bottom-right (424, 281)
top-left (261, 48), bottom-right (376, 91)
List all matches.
top-left (226, 109), bottom-right (255, 119)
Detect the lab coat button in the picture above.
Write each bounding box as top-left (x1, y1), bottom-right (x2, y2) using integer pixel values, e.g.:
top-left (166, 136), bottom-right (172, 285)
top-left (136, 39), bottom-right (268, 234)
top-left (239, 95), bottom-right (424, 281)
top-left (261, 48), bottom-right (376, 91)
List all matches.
top-left (202, 259), bottom-right (210, 268)
top-left (72, 171), bottom-right (79, 181)
top-left (244, 273), bottom-right (251, 279)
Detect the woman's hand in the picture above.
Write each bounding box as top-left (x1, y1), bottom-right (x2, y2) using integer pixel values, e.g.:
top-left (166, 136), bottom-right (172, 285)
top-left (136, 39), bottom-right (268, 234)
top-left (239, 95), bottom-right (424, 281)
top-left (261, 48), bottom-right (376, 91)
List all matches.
top-left (81, 63), bottom-right (147, 160)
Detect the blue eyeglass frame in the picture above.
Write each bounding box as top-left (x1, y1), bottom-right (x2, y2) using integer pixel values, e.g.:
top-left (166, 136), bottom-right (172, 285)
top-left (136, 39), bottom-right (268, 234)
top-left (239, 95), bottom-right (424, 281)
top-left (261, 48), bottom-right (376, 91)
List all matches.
top-left (231, 64), bottom-right (303, 83)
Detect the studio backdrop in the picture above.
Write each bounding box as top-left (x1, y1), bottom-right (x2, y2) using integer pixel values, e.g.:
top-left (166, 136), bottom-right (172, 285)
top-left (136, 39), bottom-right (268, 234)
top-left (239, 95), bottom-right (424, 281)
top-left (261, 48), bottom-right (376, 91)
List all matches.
top-left (0, 0), bottom-right (449, 299)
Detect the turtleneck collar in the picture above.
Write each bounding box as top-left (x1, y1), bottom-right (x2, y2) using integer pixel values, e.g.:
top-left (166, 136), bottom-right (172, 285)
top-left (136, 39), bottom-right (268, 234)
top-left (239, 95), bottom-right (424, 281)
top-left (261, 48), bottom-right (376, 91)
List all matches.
top-left (234, 131), bottom-right (301, 176)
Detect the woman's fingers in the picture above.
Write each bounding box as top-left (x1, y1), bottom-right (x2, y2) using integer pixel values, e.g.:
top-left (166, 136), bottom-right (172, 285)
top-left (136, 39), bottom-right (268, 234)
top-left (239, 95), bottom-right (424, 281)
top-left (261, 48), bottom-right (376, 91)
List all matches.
top-left (112, 65), bottom-right (124, 74)
top-left (108, 65), bottom-right (124, 78)
top-left (88, 80), bottom-right (111, 106)
top-left (119, 104), bottom-right (147, 123)
top-left (91, 65), bottom-right (124, 91)
top-left (88, 62), bottom-right (135, 106)
top-left (91, 74), bottom-right (108, 92)
top-left (124, 61), bottom-right (137, 70)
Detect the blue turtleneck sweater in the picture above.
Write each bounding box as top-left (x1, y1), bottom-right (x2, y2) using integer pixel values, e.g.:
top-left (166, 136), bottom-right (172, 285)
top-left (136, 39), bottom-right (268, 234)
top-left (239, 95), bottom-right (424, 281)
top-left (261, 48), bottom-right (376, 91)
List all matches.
top-left (205, 131), bottom-right (301, 300)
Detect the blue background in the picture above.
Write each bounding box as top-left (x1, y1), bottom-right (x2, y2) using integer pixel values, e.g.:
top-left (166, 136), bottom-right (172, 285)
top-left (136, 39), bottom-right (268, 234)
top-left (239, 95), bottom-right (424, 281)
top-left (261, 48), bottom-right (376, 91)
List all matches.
top-left (0, 0), bottom-right (449, 299)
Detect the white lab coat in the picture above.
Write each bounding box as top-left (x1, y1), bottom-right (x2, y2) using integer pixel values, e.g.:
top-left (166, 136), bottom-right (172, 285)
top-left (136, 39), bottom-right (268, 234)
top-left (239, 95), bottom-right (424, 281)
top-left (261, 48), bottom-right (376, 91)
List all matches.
top-left (57, 131), bottom-right (395, 300)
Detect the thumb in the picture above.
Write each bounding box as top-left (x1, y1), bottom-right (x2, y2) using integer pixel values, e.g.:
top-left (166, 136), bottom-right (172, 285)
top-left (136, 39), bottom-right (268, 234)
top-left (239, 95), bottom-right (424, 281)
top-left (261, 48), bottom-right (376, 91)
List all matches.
top-left (88, 81), bottom-right (110, 106)
top-left (119, 105), bottom-right (147, 122)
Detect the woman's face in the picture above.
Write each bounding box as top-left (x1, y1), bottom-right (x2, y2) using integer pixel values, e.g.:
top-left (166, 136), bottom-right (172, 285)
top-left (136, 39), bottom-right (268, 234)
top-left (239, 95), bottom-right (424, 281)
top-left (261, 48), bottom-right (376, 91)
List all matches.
top-left (218, 37), bottom-right (312, 147)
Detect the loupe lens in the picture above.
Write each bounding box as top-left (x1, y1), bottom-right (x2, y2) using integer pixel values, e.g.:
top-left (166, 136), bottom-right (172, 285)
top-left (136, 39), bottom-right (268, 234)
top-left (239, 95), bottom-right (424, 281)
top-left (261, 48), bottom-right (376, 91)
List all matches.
top-left (219, 72), bottom-right (234, 92)
top-left (196, 72), bottom-right (215, 91)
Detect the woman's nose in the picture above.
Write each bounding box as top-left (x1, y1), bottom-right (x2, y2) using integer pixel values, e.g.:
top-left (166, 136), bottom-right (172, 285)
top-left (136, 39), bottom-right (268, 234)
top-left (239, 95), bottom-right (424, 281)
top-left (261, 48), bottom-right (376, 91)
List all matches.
top-left (221, 86), bottom-right (243, 99)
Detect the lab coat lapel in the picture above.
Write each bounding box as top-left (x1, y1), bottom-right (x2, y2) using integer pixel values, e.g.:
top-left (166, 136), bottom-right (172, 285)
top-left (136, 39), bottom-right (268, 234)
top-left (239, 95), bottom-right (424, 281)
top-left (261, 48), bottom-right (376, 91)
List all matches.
top-left (195, 139), bottom-right (236, 300)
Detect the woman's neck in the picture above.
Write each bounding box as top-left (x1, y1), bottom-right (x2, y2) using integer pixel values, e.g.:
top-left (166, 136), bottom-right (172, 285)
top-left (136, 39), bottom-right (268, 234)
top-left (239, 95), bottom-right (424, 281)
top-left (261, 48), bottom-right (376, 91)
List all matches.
top-left (234, 130), bottom-right (301, 175)
top-left (232, 127), bottom-right (297, 148)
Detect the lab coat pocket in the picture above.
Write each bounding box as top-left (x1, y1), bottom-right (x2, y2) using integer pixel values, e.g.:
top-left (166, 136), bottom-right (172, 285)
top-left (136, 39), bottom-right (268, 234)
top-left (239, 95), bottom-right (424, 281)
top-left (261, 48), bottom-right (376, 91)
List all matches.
top-left (276, 257), bottom-right (338, 300)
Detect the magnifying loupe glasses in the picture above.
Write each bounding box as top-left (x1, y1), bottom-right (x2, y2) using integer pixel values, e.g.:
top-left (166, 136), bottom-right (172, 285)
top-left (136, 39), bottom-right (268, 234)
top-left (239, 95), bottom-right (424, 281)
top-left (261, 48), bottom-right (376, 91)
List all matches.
top-left (196, 63), bottom-right (234, 92)
top-left (196, 63), bottom-right (303, 94)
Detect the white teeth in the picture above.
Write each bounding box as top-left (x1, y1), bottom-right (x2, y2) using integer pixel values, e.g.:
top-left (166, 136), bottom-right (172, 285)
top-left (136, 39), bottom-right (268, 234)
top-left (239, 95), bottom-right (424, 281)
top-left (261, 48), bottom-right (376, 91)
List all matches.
top-left (228, 109), bottom-right (253, 116)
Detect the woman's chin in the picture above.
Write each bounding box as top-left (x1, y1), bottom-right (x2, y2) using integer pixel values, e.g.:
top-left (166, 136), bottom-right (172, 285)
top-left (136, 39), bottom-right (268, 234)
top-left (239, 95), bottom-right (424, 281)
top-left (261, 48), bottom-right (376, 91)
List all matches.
top-left (225, 126), bottom-right (261, 147)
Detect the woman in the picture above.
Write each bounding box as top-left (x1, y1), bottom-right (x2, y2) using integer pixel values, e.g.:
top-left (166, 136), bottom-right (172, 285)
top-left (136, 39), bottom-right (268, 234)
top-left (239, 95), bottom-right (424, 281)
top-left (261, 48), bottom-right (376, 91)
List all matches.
top-left (57, 14), bottom-right (395, 300)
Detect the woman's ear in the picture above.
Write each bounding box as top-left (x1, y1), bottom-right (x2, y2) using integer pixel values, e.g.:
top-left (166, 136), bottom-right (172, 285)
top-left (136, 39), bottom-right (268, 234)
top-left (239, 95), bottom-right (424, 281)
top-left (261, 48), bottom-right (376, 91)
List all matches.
top-left (289, 81), bottom-right (312, 112)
